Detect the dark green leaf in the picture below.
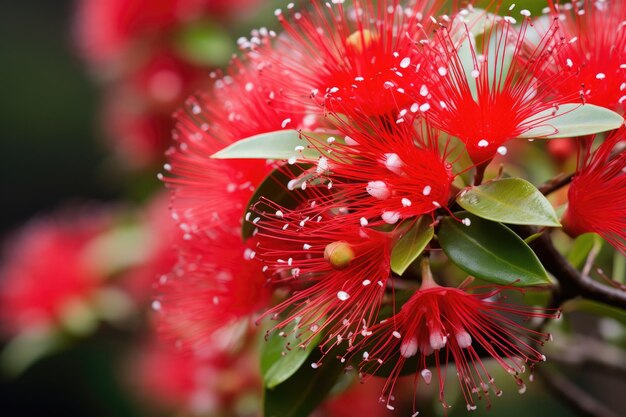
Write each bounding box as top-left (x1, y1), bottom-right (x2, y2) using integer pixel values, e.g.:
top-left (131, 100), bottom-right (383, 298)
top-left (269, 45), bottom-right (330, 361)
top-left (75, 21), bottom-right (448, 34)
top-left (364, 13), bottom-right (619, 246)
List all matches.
top-left (211, 130), bottom-right (321, 160)
top-left (390, 216), bottom-right (434, 275)
top-left (264, 349), bottom-right (344, 417)
top-left (241, 164), bottom-right (308, 240)
top-left (438, 213), bottom-right (551, 286)
top-left (517, 104), bottom-right (624, 139)
top-left (261, 319), bottom-right (322, 389)
top-left (456, 178), bottom-right (561, 227)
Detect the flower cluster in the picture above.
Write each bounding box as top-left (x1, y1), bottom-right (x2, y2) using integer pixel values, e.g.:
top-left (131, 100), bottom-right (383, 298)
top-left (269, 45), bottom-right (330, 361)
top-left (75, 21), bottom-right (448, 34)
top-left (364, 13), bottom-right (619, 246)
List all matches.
top-left (156, 0), bottom-right (625, 414)
top-left (74, 0), bottom-right (262, 168)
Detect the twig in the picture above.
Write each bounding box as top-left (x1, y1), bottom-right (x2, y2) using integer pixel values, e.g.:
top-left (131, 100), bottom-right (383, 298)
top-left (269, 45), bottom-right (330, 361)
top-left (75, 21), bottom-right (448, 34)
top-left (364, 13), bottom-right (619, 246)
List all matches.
top-left (539, 172), bottom-right (575, 196)
top-left (581, 242), bottom-right (602, 278)
top-left (528, 231), bottom-right (626, 310)
top-left (536, 367), bottom-right (620, 417)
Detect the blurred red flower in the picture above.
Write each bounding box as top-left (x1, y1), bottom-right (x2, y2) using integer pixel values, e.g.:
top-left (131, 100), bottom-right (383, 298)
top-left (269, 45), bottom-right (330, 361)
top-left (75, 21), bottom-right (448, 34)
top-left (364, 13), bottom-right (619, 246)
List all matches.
top-left (0, 210), bottom-right (111, 334)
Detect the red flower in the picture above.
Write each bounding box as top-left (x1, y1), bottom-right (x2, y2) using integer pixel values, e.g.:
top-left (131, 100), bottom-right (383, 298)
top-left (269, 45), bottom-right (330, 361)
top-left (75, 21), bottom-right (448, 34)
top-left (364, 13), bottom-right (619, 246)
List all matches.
top-left (132, 341), bottom-right (202, 411)
top-left (417, 14), bottom-right (578, 164)
top-left (252, 199), bottom-right (392, 351)
top-left (164, 59), bottom-right (314, 231)
top-left (154, 226), bottom-right (271, 353)
top-left (539, 0), bottom-right (626, 112)
top-left (249, 0), bottom-right (447, 117)
top-left (357, 266), bottom-right (555, 413)
top-left (563, 128), bottom-right (626, 255)
top-left (319, 377), bottom-right (396, 417)
top-left (102, 93), bottom-right (174, 168)
top-left (117, 193), bottom-right (180, 304)
top-left (100, 49), bottom-right (208, 168)
top-left (0, 210), bottom-right (110, 334)
top-left (130, 337), bottom-right (260, 415)
top-left (296, 117), bottom-right (454, 227)
top-left (129, 49), bottom-right (208, 110)
top-left (75, 0), bottom-right (256, 66)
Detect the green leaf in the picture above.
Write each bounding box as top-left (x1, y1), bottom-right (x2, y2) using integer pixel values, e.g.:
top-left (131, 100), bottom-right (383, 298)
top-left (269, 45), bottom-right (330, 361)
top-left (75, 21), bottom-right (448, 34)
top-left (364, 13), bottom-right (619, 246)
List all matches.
top-left (174, 20), bottom-right (233, 67)
top-left (264, 349), bottom-right (344, 417)
top-left (390, 216), bottom-right (434, 275)
top-left (517, 104), bottom-right (624, 139)
top-left (567, 232), bottom-right (604, 269)
top-left (456, 178), bottom-right (561, 227)
top-left (437, 213), bottom-right (551, 286)
top-left (241, 164), bottom-right (308, 240)
top-left (211, 130), bottom-right (321, 160)
top-left (261, 319), bottom-right (322, 389)
top-left (569, 232), bottom-right (603, 269)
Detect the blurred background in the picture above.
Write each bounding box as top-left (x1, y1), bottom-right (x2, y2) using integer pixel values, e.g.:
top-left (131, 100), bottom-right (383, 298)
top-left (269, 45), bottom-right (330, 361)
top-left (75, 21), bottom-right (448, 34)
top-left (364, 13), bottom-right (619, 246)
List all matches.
top-left (0, 1), bottom-right (279, 415)
top-left (0, 0), bottom-right (624, 416)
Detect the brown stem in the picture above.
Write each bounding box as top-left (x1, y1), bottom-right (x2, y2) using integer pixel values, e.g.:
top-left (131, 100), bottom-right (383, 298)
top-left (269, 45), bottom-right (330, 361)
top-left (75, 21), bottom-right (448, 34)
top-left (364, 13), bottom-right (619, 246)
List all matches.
top-left (473, 162), bottom-right (488, 186)
top-left (538, 172), bottom-right (575, 196)
top-left (527, 230), bottom-right (626, 310)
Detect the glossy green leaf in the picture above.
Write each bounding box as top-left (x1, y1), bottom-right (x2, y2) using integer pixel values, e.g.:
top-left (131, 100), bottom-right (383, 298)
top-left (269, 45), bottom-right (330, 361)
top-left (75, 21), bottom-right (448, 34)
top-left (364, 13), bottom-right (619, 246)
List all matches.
top-left (517, 104), bottom-right (624, 139)
top-left (438, 213), bottom-right (551, 286)
top-left (567, 232), bottom-right (604, 269)
top-left (261, 319), bottom-right (322, 389)
top-left (390, 216), bottom-right (434, 275)
top-left (211, 130), bottom-right (321, 160)
top-left (241, 164), bottom-right (308, 240)
top-left (264, 349), bottom-right (344, 417)
top-left (456, 178), bottom-right (561, 227)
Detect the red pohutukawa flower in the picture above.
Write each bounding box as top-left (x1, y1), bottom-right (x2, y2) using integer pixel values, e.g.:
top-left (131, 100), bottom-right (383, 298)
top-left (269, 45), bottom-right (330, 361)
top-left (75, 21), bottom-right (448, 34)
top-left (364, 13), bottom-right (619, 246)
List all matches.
top-left (103, 90), bottom-right (176, 168)
top-left (118, 193), bottom-right (180, 303)
top-left (75, 0), bottom-right (258, 67)
top-left (562, 128), bottom-right (626, 255)
top-left (540, 0), bottom-right (626, 112)
top-left (357, 261), bottom-right (556, 413)
top-left (416, 13), bottom-right (578, 164)
top-left (154, 226), bottom-right (271, 353)
top-left (0, 211), bottom-right (110, 335)
top-left (248, 0), bottom-right (447, 116)
top-left (164, 59), bottom-right (314, 232)
top-left (294, 117), bottom-right (454, 227)
top-left (128, 49), bottom-right (208, 111)
top-left (130, 337), bottom-right (260, 415)
top-left (251, 199), bottom-right (392, 351)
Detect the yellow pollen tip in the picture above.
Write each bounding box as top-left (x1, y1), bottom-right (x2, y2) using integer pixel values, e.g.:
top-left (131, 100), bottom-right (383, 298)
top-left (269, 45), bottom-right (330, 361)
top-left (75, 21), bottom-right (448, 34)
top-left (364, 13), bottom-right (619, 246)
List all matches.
top-left (324, 241), bottom-right (355, 270)
top-left (346, 29), bottom-right (375, 53)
